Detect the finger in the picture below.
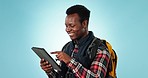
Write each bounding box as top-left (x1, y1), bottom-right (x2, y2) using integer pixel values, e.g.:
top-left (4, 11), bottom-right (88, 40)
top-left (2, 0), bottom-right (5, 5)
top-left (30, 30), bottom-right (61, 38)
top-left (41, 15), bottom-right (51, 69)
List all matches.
top-left (56, 55), bottom-right (63, 61)
top-left (47, 65), bottom-right (52, 68)
top-left (56, 54), bottom-right (59, 58)
top-left (42, 59), bottom-right (45, 61)
top-left (56, 54), bottom-right (62, 60)
top-left (50, 51), bottom-right (62, 54)
top-left (41, 64), bottom-right (52, 70)
top-left (46, 61), bottom-right (49, 64)
top-left (41, 61), bottom-right (47, 66)
top-left (43, 61), bottom-right (48, 65)
top-left (40, 59), bottom-right (45, 63)
top-left (44, 67), bottom-right (52, 71)
top-left (50, 51), bottom-right (59, 54)
top-left (41, 61), bottom-right (48, 66)
top-left (41, 65), bottom-right (47, 69)
top-left (44, 65), bottom-right (52, 71)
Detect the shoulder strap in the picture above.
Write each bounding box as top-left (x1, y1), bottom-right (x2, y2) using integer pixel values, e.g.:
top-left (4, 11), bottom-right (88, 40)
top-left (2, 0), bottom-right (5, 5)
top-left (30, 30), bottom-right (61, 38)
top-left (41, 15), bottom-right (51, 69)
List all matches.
top-left (87, 37), bottom-right (101, 61)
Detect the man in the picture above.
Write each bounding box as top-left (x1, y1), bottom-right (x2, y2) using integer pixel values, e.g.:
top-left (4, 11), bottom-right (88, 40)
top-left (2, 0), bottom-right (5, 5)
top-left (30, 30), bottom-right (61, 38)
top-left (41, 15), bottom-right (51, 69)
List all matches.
top-left (40, 5), bottom-right (111, 78)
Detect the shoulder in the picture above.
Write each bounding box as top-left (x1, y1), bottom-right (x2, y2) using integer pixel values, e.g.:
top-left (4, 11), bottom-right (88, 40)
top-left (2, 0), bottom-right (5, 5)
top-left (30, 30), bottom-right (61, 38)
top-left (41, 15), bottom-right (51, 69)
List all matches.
top-left (62, 41), bottom-right (72, 51)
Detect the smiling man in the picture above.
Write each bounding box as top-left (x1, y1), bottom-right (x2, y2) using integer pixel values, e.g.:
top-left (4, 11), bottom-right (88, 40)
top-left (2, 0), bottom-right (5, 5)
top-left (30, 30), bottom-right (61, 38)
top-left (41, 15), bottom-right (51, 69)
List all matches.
top-left (40, 5), bottom-right (112, 78)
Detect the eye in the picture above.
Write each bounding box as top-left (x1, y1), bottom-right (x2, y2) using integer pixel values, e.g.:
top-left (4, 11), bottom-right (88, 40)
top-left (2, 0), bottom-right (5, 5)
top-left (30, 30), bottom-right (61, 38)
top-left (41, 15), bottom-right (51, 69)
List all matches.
top-left (65, 24), bottom-right (69, 28)
top-left (65, 25), bottom-right (68, 28)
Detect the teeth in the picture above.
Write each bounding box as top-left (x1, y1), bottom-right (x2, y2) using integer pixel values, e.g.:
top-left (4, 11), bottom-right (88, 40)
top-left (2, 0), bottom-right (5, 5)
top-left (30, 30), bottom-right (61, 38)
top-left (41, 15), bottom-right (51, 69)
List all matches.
top-left (69, 33), bottom-right (74, 36)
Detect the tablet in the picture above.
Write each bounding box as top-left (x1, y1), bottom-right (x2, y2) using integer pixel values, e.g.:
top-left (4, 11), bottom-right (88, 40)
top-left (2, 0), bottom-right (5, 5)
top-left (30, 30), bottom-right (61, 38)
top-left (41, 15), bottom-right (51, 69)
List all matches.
top-left (31, 47), bottom-right (61, 71)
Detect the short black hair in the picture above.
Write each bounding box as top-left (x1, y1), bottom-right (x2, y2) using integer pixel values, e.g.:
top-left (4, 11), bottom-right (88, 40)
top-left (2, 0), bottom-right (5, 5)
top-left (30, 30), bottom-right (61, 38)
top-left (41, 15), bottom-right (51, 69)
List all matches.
top-left (66, 5), bottom-right (90, 23)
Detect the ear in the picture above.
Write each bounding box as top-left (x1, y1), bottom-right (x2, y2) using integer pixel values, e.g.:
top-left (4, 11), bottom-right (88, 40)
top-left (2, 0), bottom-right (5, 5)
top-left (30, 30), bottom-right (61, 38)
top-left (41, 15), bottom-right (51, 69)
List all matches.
top-left (82, 20), bottom-right (88, 29)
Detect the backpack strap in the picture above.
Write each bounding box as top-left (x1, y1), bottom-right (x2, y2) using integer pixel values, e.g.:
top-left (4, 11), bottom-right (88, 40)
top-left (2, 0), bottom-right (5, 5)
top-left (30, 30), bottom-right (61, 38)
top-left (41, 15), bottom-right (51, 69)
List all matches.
top-left (87, 37), bottom-right (101, 61)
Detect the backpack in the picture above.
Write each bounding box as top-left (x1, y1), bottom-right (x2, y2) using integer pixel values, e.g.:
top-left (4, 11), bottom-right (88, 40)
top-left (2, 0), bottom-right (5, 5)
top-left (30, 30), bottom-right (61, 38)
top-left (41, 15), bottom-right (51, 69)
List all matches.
top-left (62, 37), bottom-right (117, 78)
top-left (88, 37), bottom-right (117, 78)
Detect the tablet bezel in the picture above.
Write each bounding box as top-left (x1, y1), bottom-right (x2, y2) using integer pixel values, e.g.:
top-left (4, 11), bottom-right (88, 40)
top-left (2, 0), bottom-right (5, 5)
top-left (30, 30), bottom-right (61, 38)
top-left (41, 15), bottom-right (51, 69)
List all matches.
top-left (31, 47), bottom-right (61, 71)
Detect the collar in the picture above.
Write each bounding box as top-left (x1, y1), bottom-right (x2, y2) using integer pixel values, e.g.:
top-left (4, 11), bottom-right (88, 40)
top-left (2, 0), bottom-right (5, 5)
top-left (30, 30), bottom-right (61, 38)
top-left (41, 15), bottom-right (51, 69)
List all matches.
top-left (72, 31), bottom-right (95, 47)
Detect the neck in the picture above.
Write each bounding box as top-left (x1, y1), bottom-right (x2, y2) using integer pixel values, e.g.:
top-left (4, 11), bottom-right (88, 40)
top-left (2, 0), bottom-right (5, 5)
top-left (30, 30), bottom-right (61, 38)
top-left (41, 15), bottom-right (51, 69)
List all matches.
top-left (74, 31), bottom-right (89, 44)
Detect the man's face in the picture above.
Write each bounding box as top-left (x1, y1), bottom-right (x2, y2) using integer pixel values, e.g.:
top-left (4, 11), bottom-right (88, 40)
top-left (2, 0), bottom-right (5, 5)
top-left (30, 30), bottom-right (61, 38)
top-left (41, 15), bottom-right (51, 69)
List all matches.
top-left (65, 13), bottom-right (86, 40)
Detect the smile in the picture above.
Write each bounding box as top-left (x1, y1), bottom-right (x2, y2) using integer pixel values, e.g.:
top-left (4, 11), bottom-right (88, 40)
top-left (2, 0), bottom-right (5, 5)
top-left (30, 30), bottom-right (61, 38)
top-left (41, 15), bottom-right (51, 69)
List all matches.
top-left (68, 33), bottom-right (74, 36)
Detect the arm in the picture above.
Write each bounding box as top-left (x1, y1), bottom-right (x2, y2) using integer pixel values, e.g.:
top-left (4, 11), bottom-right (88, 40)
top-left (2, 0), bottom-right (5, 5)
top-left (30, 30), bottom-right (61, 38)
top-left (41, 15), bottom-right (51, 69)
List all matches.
top-left (67, 49), bottom-right (111, 78)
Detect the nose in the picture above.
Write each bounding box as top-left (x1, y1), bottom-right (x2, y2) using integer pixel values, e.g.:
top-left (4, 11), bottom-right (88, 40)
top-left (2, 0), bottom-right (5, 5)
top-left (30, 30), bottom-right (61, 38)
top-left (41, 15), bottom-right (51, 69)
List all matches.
top-left (65, 26), bottom-right (72, 32)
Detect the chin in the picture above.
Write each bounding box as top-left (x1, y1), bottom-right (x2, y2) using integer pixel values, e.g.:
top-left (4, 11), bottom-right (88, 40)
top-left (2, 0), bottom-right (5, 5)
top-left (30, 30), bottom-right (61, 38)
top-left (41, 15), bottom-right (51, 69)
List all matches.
top-left (71, 38), bottom-right (76, 41)
top-left (70, 37), bottom-right (77, 41)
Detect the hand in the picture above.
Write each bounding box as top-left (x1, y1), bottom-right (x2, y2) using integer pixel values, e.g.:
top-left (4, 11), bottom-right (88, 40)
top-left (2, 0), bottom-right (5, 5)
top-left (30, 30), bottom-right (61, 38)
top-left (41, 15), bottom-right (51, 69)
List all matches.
top-left (51, 51), bottom-right (72, 64)
top-left (40, 59), bottom-right (52, 73)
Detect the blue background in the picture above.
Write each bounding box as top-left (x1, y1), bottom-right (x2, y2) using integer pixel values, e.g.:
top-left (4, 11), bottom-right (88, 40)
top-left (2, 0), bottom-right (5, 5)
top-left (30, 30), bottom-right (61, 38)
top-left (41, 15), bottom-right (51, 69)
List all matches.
top-left (0, 0), bottom-right (148, 78)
